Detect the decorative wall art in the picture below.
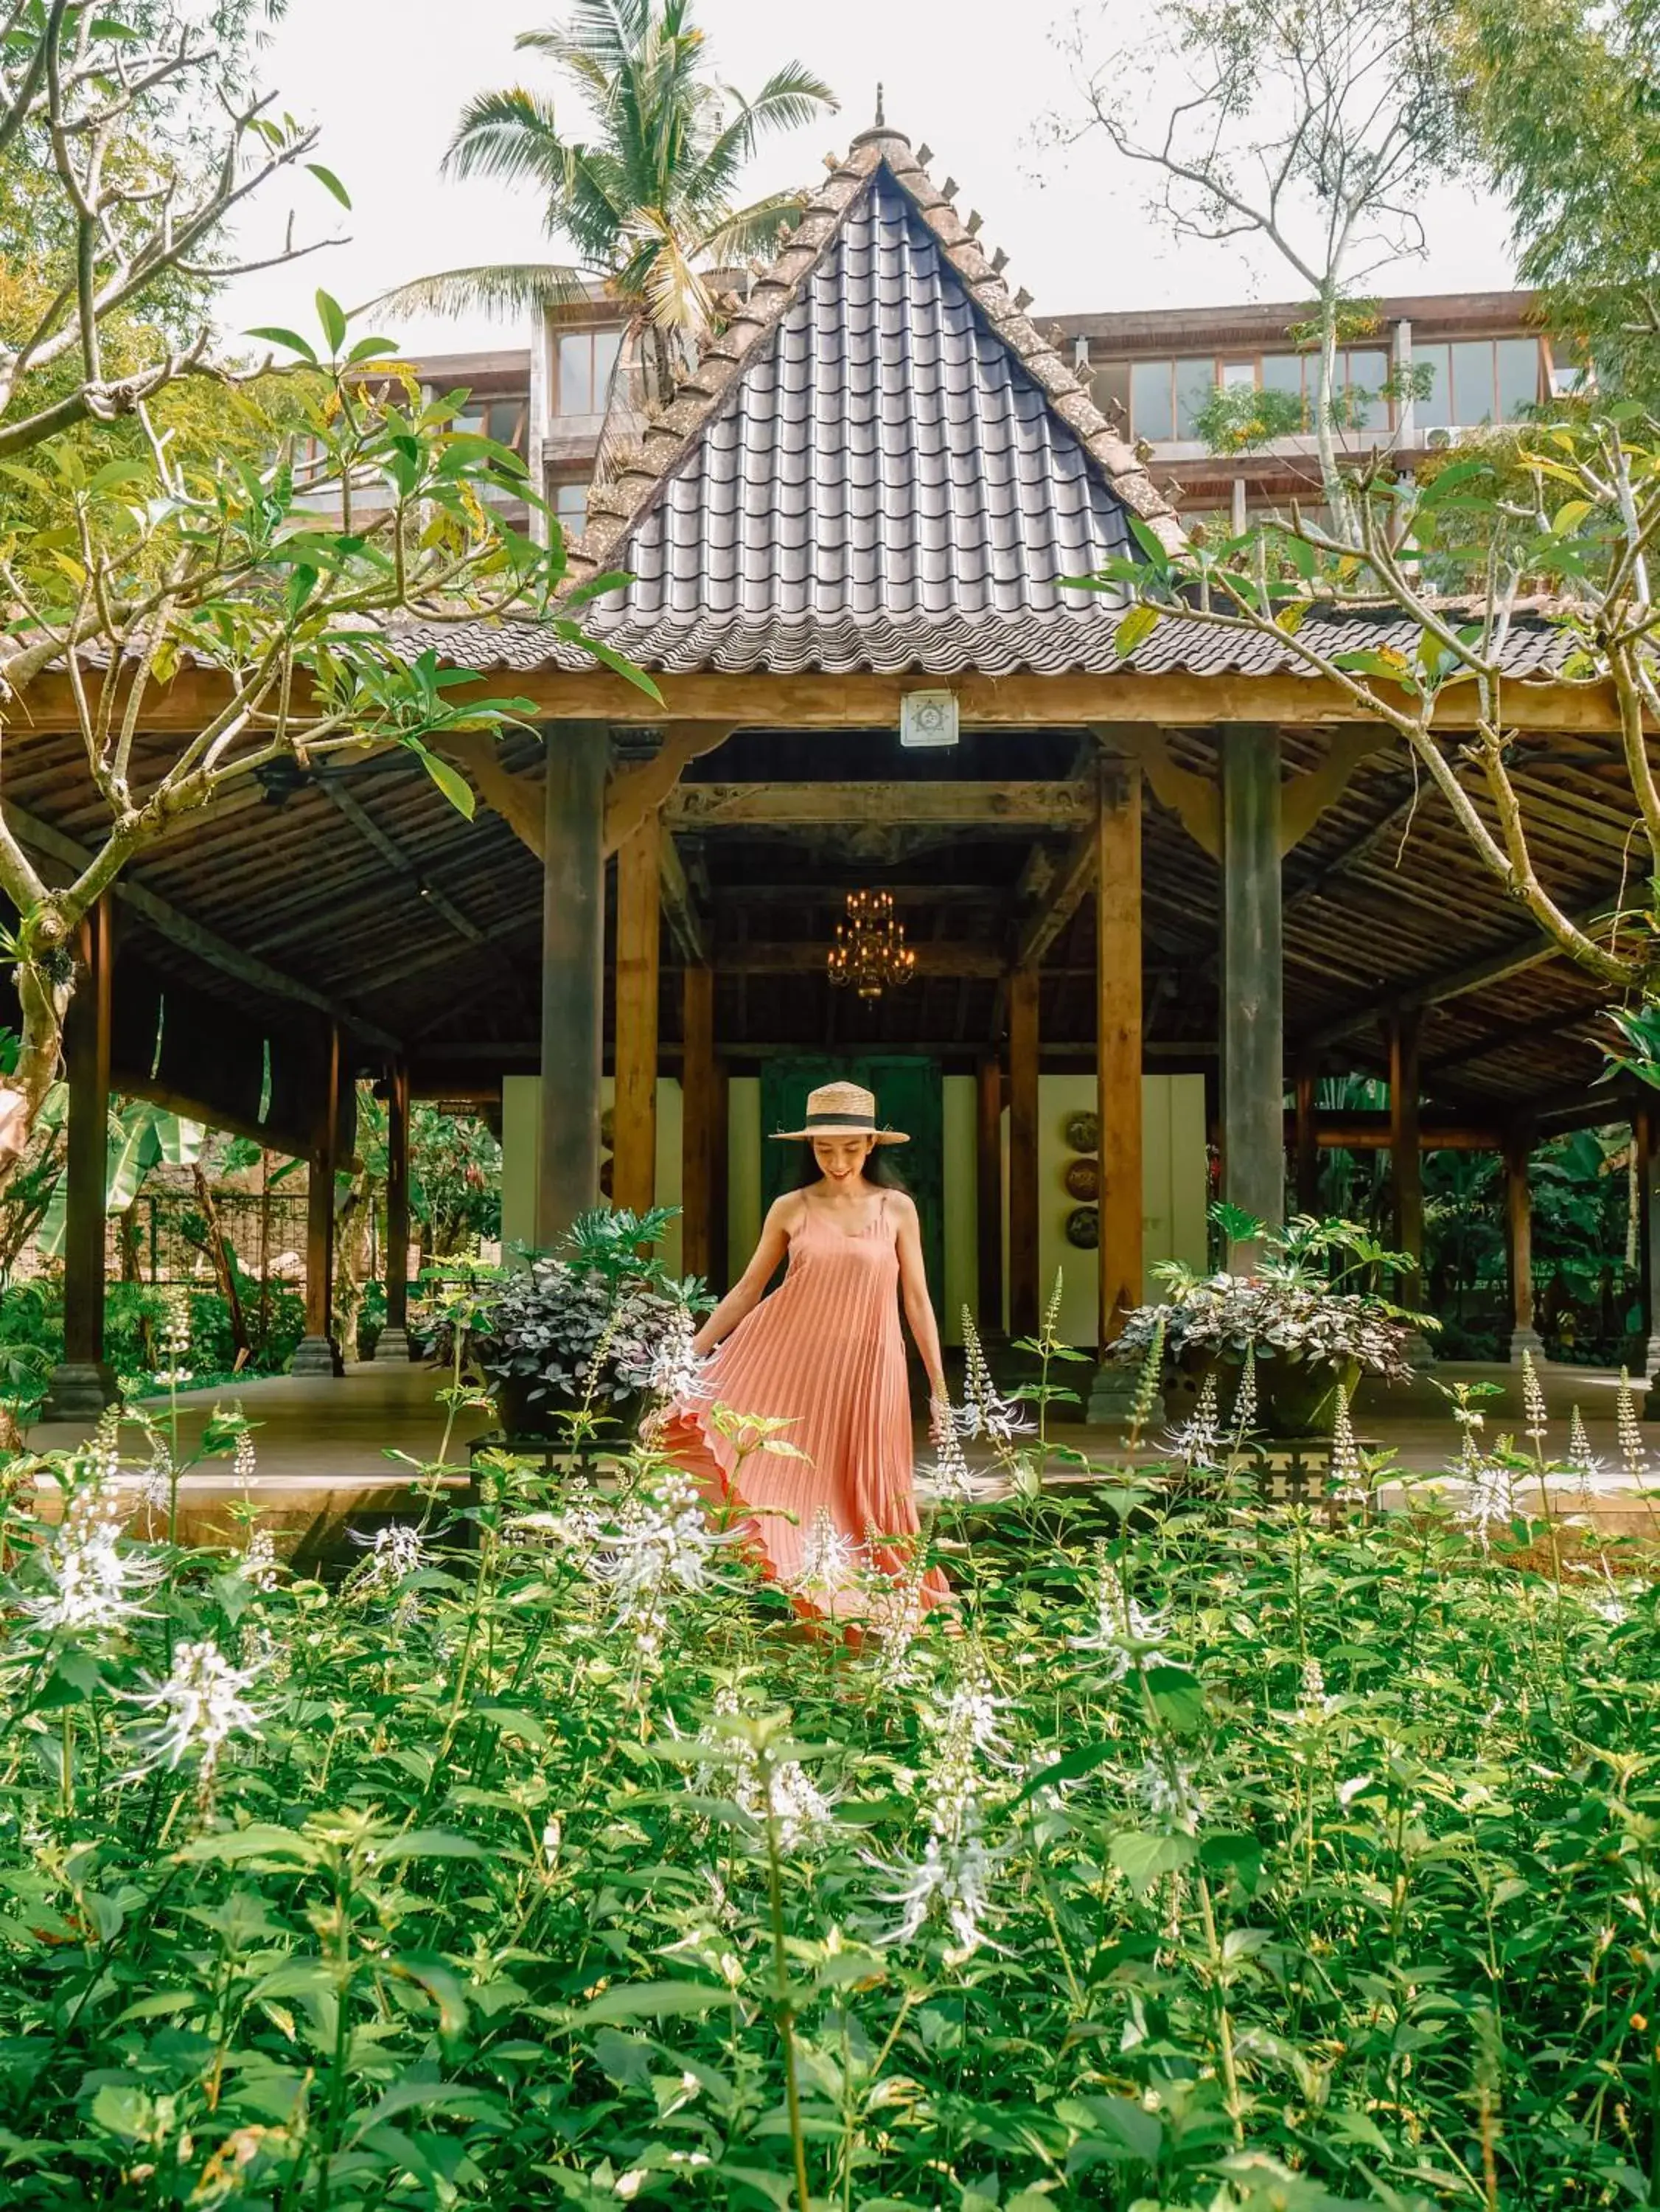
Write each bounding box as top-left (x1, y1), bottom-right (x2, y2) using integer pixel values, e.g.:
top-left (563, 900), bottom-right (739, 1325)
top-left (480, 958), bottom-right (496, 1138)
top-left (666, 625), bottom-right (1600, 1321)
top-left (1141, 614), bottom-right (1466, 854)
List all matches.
top-left (1064, 1155), bottom-right (1100, 1202)
top-left (1066, 1205), bottom-right (1099, 1250)
top-left (1064, 1108), bottom-right (1101, 1154)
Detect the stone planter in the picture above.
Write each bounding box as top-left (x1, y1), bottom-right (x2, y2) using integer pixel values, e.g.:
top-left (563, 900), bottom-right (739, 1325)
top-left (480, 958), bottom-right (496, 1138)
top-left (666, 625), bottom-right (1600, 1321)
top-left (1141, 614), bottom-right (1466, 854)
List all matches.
top-left (1163, 1346), bottom-right (1359, 1441)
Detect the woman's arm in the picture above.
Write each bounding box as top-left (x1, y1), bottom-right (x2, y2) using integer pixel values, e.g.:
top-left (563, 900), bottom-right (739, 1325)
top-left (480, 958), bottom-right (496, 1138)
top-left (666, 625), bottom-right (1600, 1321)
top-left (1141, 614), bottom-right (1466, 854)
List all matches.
top-left (691, 1196), bottom-right (795, 1356)
top-left (893, 1194), bottom-right (949, 1421)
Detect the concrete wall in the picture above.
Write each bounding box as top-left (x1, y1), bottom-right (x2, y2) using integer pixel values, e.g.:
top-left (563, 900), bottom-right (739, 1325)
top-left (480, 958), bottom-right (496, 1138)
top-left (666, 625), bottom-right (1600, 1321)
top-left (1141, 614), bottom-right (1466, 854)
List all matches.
top-left (501, 1068), bottom-right (1207, 1346)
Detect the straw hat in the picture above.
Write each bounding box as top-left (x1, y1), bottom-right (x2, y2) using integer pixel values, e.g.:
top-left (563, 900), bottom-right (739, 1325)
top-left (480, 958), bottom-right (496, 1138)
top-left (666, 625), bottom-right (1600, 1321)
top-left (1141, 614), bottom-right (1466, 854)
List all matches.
top-left (772, 1079), bottom-right (909, 1144)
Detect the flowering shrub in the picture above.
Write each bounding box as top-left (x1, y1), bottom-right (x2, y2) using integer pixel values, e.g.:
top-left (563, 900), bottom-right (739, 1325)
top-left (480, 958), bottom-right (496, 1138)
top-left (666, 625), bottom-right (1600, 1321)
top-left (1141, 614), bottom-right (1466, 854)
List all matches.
top-left (436, 1206), bottom-right (709, 1430)
top-left (0, 1380), bottom-right (1656, 2208)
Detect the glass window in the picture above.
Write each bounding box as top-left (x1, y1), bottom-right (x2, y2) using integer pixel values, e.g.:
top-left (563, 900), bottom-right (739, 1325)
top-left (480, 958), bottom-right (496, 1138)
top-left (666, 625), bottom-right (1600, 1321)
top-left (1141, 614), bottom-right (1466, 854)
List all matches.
top-left (1413, 343), bottom-right (1451, 429)
top-left (451, 404), bottom-right (486, 438)
top-left (1343, 349), bottom-right (1389, 430)
top-left (485, 399), bottom-right (526, 451)
top-left (1495, 337), bottom-right (1541, 420)
top-left (1089, 361), bottom-right (1131, 425)
top-left (557, 329), bottom-right (623, 417)
top-left (1221, 360), bottom-right (1255, 387)
top-left (1260, 353), bottom-right (1305, 402)
top-left (1451, 339), bottom-right (1497, 423)
top-left (1130, 360), bottom-right (1173, 441)
top-left (555, 479), bottom-right (589, 535)
top-left (1175, 357), bottom-right (1216, 437)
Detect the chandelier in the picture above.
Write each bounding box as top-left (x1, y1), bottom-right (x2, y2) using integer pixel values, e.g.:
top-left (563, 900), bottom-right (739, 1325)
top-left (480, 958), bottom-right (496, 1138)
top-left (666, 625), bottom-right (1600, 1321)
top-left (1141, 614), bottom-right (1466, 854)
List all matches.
top-left (826, 888), bottom-right (916, 999)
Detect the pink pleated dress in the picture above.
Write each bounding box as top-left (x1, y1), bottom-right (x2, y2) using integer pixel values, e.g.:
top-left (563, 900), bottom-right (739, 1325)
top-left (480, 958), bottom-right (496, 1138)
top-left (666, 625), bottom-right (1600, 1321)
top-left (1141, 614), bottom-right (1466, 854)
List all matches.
top-left (663, 1192), bottom-right (951, 1620)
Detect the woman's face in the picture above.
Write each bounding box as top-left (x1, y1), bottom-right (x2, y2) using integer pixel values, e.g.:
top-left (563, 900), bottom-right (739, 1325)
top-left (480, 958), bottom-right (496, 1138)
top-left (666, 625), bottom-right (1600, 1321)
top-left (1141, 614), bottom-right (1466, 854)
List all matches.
top-left (812, 1133), bottom-right (876, 1183)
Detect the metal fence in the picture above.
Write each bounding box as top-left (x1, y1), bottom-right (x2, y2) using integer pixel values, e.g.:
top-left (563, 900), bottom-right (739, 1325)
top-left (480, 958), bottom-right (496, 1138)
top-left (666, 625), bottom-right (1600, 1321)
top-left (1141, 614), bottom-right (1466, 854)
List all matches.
top-left (106, 1190), bottom-right (312, 1288)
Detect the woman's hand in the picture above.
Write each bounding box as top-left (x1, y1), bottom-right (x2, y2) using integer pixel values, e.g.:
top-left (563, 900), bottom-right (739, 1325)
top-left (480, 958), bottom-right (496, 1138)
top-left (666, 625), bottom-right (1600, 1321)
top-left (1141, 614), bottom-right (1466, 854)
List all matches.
top-left (929, 1390), bottom-right (955, 1448)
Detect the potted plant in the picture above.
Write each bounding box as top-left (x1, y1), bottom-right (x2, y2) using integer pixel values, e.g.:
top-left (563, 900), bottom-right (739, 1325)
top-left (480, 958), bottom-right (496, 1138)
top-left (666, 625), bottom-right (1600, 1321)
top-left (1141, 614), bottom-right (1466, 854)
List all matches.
top-left (1109, 1209), bottom-right (1429, 1439)
top-left (439, 1207), bottom-right (710, 1444)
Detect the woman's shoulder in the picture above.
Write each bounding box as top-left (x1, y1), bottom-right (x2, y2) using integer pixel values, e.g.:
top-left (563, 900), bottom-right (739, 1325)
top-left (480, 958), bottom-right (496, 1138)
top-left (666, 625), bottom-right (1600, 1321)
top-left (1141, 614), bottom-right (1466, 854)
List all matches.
top-left (764, 1190), bottom-right (809, 1231)
top-left (882, 1185), bottom-right (919, 1218)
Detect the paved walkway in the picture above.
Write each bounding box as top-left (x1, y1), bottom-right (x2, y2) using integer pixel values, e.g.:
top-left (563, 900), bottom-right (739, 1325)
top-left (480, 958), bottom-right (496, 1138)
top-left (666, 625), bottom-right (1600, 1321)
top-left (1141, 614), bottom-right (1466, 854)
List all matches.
top-left (19, 1354), bottom-right (1660, 1553)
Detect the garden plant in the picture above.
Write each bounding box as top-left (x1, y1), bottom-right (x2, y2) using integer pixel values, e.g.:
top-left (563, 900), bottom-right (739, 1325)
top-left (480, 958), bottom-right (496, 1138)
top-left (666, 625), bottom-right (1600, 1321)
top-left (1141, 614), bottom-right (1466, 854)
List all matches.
top-left (0, 1270), bottom-right (1654, 2211)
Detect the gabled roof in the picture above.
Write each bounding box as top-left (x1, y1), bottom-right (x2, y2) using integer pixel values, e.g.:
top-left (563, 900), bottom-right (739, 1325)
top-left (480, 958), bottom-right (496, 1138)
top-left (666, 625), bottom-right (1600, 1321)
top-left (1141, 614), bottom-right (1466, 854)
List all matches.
top-left (543, 125), bottom-right (1187, 677)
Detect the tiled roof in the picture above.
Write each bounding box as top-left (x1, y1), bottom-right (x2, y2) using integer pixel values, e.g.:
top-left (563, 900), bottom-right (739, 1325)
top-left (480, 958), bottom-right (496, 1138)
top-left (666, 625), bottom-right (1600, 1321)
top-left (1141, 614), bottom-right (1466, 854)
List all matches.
top-left (520, 127), bottom-right (1186, 677)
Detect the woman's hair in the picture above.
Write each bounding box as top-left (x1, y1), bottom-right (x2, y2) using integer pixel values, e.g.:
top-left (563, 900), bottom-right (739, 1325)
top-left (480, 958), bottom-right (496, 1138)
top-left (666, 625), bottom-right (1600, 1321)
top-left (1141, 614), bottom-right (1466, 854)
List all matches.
top-left (791, 1140), bottom-right (907, 1191)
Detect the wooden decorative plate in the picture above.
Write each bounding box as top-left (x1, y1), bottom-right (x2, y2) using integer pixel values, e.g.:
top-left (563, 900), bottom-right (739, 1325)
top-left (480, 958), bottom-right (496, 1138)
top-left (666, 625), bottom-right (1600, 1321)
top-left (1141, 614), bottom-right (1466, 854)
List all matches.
top-left (1065, 1204), bottom-right (1099, 1249)
top-left (1064, 1109), bottom-right (1100, 1154)
top-left (1064, 1156), bottom-right (1100, 1202)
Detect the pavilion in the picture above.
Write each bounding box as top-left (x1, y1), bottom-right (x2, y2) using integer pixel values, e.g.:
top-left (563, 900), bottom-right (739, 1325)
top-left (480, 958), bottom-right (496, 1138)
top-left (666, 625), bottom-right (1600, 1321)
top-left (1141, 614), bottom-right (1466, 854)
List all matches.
top-left (9, 120), bottom-right (1658, 1418)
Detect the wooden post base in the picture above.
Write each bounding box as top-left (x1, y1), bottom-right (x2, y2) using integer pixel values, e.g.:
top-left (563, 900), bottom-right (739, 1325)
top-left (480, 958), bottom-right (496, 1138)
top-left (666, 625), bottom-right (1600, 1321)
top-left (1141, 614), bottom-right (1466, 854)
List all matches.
top-left (372, 1327), bottom-right (413, 1365)
top-left (1506, 1326), bottom-right (1547, 1367)
top-left (1087, 1360), bottom-right (1142, 1425)
top-left (42, 1360), bottom-right (119, 1422)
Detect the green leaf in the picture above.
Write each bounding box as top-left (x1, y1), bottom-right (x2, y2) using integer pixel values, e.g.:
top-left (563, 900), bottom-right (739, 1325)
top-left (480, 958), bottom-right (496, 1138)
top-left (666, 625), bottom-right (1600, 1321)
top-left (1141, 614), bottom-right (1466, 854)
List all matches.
top-left (573, 1980), bottom-right (738, 2024)
top-left (1114, 602), bottom-right (1161, 659)
top-left (346, 336), bottom-right (403, 366)
top-left (1200, 1832), bottom-right (1264, 1888)
top-left (1109, 1828), bottom-right (1196, 1892)
top-left (1056, 2092), bottom-right (1163, 2163)
top-left (1010, 1739), bottom-right (1119, 1807)
top-left (180, 1824), bottom-right (318, 1865)
top-left (315, 289), bottom-right (349, 357)
top-left (413, 745), bottom-right (478, 819)
top-left (1146, 1664), bottom-right (1208, 1735)
top-left (564, 627), bottom-right (664, 703)
top-left (246, 326), bottom-right (319, 365)
top-left (372, 1828), bottom-right (485, 1864)
top-left (86, 459), bottom-right (152, 498)
top-left (306, 163), bottom-right (352, 210)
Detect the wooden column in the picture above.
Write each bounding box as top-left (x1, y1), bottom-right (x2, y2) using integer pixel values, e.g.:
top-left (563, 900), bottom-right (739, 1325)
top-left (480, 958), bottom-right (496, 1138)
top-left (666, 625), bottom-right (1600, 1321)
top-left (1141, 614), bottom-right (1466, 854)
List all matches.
top-left (1008, 962), bottom-right (1040, 1339)
top-left (612, 807), bottom-right (662, 1216)
top-left (292, 1020), bottom-right (341, 1375)
top-left (1636, 1108), bottom-right (1660, 1385)
top-left (44, 898), bottom-right (116, 1417)
top-left (1504, 1124), bottom-right (1544, 1365)
top-left (1221, 723), bottom-right (1284, 1265)
top-left (1096, 759), bottom-right (1143, 1347)
top-left (709, 1058), bottom-right (730, 1290)
top-left (538, 720), bottom-right (609, 1247)
top-left (375, 1063), bottom-right (411, 1363)
top-left (1387, 1012), bottom-right (1424, 1282)
top-left (1294, 1066), bottom-right (1320, 1217)
top-left (975, 1054), bottom-right (1004, 1333)
top-left (681, 964), bottom-right (716, 1280)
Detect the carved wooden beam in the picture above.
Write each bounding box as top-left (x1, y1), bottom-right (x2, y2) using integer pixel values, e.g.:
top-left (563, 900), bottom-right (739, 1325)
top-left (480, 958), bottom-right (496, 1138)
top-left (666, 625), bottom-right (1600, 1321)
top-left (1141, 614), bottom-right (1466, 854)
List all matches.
top-left (437, 732), bottom-right (548, 860)
top-left (605, 723), bottom-right (739, 853)
top-left (1093, 723), bottom-right (1221, 859)
top-left (1278, 728), bottom-right (1394, 855)
top-left (665, 782), bottom-right (1093, 830)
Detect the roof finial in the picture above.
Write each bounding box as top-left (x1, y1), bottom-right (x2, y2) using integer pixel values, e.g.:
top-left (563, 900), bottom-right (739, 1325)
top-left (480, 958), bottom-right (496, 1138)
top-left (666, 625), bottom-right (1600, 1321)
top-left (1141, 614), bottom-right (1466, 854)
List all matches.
top-left (874, 82), bottom-right (885, 128)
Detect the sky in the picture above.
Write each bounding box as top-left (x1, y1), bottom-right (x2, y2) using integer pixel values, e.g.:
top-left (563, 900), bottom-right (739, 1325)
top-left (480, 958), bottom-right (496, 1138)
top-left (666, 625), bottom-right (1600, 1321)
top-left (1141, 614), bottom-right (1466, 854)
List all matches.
top-left (221, 0), bottom-right (1523, 361)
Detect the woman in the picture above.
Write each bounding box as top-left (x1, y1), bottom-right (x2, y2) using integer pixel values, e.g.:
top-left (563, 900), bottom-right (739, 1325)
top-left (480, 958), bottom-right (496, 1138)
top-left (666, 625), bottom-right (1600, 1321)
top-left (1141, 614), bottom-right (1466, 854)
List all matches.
top-left (663, 1081), bottom-right (952, 1620)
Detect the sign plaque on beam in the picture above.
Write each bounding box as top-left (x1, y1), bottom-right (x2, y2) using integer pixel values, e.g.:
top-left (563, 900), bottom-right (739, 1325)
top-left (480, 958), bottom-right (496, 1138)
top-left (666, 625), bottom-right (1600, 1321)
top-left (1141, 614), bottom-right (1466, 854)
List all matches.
top-left (899, 689), bottom-right (959, 748)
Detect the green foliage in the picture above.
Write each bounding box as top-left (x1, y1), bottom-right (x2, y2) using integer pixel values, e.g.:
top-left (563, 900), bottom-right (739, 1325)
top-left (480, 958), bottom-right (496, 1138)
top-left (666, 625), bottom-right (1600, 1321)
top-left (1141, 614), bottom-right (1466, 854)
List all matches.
top-left (384, 0), bottom-right (837, 351)
top-left (1457, 0), bottom-right (1660, 406)
top-left (1193, 381), bottom-right (1308, 453)
top-left (411, 1106), bottom-right (502, 1253)
top-left (0, 1391), bottom-right (1655, 2206)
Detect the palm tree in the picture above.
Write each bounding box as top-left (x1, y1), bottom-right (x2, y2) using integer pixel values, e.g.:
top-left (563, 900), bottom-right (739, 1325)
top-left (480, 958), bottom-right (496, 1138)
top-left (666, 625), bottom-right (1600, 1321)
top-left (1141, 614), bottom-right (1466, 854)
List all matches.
top-left (379, 0), bottom-right (836, 403)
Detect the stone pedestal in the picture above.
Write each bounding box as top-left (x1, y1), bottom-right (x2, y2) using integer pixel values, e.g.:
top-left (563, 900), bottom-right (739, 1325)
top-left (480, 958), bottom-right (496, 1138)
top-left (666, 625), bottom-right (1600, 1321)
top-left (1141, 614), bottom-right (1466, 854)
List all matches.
top-left (42, 1360), bottom-right (119, 1422)
top-left (373, 1326), bottom-right (413, 1366)
top-left (1506, 1326), bottom-right (1548, 1366)
top-left (1087, 1360), bottom-right (1142, 1425)
top-left (290, 1335), bottom-right (341, 1377)
top-left (1402, 1329), bottom-right (1437, 1371)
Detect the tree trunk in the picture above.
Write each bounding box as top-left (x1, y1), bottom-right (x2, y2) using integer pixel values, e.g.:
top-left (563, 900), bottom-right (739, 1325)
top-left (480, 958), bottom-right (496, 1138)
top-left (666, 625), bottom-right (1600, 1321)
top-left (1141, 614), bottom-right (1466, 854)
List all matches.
top-left (331, 1165), bottom-right (376, 1362)
top-left (192, 1161), bottom-right (250, 1361)
top-left (0, 960), bottom-right (69, 1203)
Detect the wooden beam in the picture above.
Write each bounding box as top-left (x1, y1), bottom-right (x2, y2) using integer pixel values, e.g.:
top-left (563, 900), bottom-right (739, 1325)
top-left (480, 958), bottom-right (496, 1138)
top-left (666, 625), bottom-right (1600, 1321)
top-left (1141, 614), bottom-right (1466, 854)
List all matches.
top-left (663, 782), bottom-right (1094, 832)
top-left (722, 942), bottom-right (1002, 978)
top-left (1097, 761), bottom-right (1143, 1346)
top-left (1389, 1012), bottom-right (1424, 1280)
top-left (710, 1056), bottom-right (730, 1290)
top-left (1100, 725), bottom-right (1221, 858)
top-left (13, 662), bottom-right (1645, 734)
top-left (4, 801), bottom-right (401, 1053)
top-left (539, 722), bottom-right (608, 1245)
top-left (976, 1054), bottom-right (1003, 1332)
top-left (612, 809), bottom-right (661, 1215)
top-left (681, 964), bottom-right (716, 1281)
top-left (293, 1022), bottom-right (341, 1374)
top-left (1221, 725), bottom-right (1285, 1257)
top-left (377, 1063), bottom-right (412, 1360)
top-left (1424, 1004), bottom-right (1602, 1075)
top-left (1013, 824), bottom-right (1096, 969)
top-left (1008, 963), bottom-right (1040, 1338)
top-left (659, 833), bottom-right (707, 966)
top-left (605, 722), bottom-right (739, 852)
top-left (1294, 1067), bottom-right (1319, 1212)
top-left (1302, 889), bottom-right (1626, 1050)
top-left (1277, 728), bottom-right (1393, 855)
top-left (43, 900), bottom-right (116, 1415)
top-left (1286, 1112), bottom-right (1501, 1152)
top-left (1504, 1126), bottom-right (1540, 1360)
top-left (1638, 1108), bottom-right (1660, 1381)
top-left (318, 776), bottom-right (484, 944)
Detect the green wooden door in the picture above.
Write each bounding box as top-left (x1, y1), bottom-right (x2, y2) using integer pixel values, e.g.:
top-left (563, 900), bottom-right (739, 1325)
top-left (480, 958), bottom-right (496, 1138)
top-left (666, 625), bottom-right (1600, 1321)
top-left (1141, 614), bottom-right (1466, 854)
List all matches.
top-left (759, 1054), bottom-right (944, 1299)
